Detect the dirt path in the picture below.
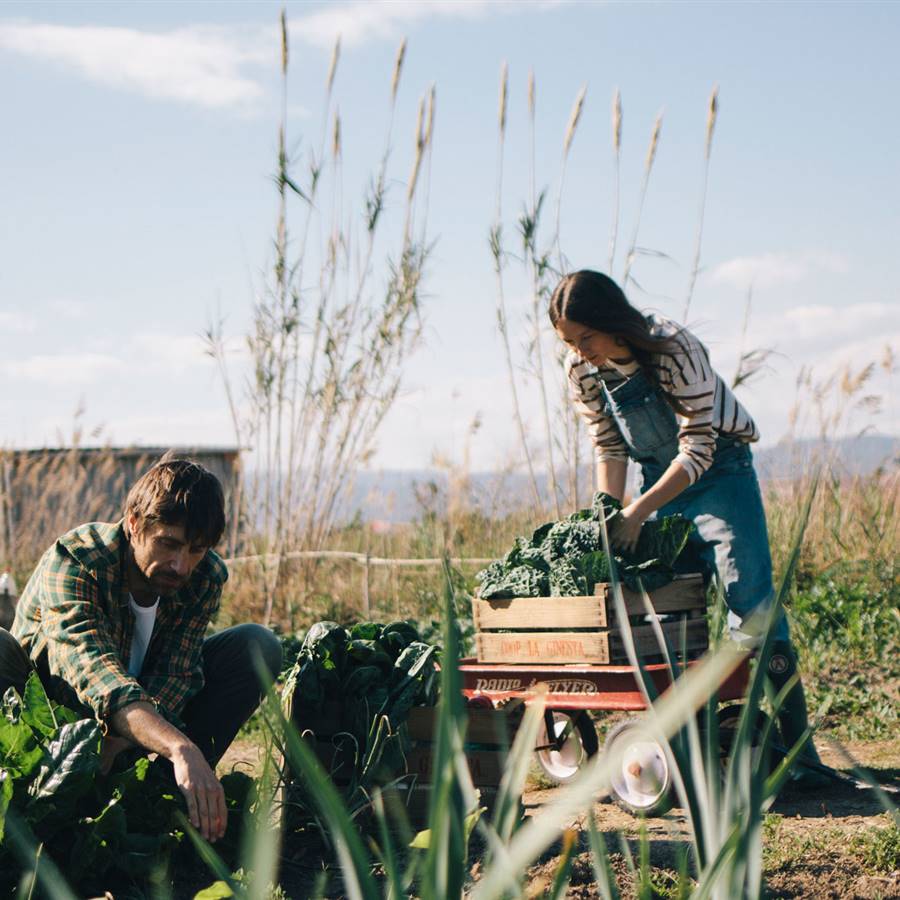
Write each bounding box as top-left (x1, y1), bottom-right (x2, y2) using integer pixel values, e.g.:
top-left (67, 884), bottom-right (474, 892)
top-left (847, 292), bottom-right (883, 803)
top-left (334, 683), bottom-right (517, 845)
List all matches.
top-left (520, 738), bottom-right (900, 898)
top-left (216, 737), bottom-right (899, 898)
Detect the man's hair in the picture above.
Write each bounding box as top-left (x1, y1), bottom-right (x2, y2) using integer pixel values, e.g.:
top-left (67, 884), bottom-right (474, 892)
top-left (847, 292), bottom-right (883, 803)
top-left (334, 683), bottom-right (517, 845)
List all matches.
top-left (124, 458), bottom-right (226, 547)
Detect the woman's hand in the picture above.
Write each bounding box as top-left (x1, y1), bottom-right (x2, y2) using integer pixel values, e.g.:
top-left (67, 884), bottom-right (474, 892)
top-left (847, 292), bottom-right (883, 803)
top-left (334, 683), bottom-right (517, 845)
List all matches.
top-left (611, 502), bottom-right (648, 554)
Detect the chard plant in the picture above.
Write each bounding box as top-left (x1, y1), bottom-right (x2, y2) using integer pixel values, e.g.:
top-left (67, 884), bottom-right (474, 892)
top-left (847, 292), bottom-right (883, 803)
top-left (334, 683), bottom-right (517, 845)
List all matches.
top-left (0, 671), bottom-right (253, 897)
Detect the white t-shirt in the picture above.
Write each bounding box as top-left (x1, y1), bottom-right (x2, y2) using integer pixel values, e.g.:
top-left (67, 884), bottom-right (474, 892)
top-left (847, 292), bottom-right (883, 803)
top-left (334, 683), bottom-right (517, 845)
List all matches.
top-left (127, 594), bottom-right (159, 677)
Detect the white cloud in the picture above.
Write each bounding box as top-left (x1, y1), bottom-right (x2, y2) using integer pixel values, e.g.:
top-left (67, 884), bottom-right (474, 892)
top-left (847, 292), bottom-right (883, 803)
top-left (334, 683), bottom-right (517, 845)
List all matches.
top-left (48, 299), bottom-right (91, 319)
top-left (0, 3), bottom-right (560, 108)
top-left (128, 332), bottom-right (213, 372)
top-left (746, 302), bottom-right (900, 355)
top-left (1, 330), bottom-right (218, 387)
top-left (709, 251), bottom-right (849, 290)
top-left (0, 311), bottom-right (37, 333)
top-left (290, 0), bottom-right (559, 49)
top-left (0, 22), bottom-right (270, 108)
top-left (4, 352), bottom-right (124, 385)
top-left (373, 369), bottom-right (557, 470)
top-left (104, 409), bottom-right (236, 448)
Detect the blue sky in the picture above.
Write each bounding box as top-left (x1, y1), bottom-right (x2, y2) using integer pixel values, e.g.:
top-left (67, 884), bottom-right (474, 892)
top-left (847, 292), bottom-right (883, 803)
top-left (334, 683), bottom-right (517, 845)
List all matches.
top-left (1, 0), bottom-right (897, 471)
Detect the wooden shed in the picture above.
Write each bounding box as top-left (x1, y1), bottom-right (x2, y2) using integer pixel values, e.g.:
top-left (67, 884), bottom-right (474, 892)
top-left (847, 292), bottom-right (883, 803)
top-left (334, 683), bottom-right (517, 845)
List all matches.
top-left (0, 446), bottom-right (241, 568)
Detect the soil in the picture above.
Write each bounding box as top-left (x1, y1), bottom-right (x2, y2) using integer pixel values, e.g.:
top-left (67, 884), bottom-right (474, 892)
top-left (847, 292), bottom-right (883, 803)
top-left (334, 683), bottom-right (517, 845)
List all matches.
top-left (517, 739), bottom-right (900, 899)
top-left (211, 737), bottom-right (900, 899)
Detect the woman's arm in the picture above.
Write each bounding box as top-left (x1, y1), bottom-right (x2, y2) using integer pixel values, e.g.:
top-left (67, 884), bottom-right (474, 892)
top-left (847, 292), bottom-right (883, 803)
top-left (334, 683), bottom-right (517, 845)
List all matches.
top-left (596, 458), bottom-right (628, 502)
top-left (611, 459), bottom-right (691, 552)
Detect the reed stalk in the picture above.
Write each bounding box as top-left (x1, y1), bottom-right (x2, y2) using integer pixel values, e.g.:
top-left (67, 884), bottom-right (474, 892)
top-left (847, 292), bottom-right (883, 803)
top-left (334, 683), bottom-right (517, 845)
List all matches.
top-left (525, 70), bottom-right (564, 517)
top-left (491, 61), bottom-right (542, 509)
top-left (682, 85), bottom-right (719, 322)
top-left (206, 16), bottom-right (432, 625)
top-left (622, 111), bottom-right (663, 287)
top-left (553, 84), bottom-right (587, 272)
top-left (607, 88), bottom-right (622, 274)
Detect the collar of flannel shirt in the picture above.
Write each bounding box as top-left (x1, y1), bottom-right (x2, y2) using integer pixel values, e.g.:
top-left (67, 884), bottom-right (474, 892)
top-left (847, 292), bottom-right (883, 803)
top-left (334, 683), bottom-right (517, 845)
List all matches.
top-left (57, 520), bottom-right (228, 655)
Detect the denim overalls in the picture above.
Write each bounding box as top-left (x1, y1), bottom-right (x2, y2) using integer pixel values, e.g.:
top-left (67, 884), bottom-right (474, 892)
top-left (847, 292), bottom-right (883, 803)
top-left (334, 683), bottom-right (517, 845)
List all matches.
top-left (601, 368), bottom-right (788, 644)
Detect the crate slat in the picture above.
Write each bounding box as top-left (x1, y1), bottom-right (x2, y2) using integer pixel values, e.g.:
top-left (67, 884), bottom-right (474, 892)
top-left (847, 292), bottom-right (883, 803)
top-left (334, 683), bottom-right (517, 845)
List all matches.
top-left (474, 615), bottom-right (708, 665)
top-left (472, 593), bottom-right (607, 630)
top-left (476, 631), bottom-right (611, 665)
top-left (407, 706), bottom-right (515, 745)
top-left (405, 747), bottom-right (506, 787)
top-left (606, 574), bottom-right (706, 617)
top-left (609, 618), bottom-right (709, 661)
top-left (472, 574), bottom-right (707, 664)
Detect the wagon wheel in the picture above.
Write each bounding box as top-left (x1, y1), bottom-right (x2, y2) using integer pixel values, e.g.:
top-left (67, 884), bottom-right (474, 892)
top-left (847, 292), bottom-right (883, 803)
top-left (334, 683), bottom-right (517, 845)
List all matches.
top-left (603, 718), bottom-right (674, 817)
top-left (534, 710), bottom-right (599, 785)
top-left (716, 703), bottom-right (778, 772)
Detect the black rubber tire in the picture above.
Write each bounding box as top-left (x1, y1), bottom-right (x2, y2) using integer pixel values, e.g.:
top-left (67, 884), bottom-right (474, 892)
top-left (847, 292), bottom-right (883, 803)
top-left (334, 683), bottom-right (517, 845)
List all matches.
top-left (603, 718), bottom-right (674, 817)
top-left (716, 703), bottom-right (778, 773)
top-left (534, 710), bottom-right (599, 784)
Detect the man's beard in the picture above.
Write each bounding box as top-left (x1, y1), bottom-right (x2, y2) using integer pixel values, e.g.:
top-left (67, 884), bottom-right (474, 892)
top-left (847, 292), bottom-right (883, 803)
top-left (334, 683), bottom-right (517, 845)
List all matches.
top-left (151, 572), bottom-right (187, 596)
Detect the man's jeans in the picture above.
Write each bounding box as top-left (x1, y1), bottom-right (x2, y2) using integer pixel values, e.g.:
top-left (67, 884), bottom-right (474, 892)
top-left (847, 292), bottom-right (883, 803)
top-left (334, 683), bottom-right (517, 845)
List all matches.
top-left (0, 624), bottom-right (282, 766)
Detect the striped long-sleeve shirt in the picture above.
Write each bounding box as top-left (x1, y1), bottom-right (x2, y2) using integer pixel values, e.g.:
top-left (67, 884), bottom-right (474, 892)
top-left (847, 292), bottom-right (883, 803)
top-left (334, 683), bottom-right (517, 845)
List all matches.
top-left (565, 315), bottom-right (759, 483)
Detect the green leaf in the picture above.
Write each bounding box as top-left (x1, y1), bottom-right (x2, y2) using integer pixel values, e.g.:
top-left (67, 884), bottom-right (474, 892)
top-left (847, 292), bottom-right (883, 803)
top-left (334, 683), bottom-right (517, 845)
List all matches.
top-left (68, 795), bottom-right (128, 881)
top-left (0, 769), bottom-right (12, 841)
top-left (52, 703), bottom-right (81, 726)
top-left (26, 719), bottom-right (101, 825)
top-left (0, 716), bottom-right (43, 778)
top-left (21, 672), bottom-right (57, 740)
top-left (194, 881), bottom-right (235, 900)
top-left (408, 806), bottom-right (484, 851)
top-left (586, 811), bottom-right (620, 900)
top-left (178, 812), bottom-right (248, 900)
top-left (348, 622), bottom-right (381, 642)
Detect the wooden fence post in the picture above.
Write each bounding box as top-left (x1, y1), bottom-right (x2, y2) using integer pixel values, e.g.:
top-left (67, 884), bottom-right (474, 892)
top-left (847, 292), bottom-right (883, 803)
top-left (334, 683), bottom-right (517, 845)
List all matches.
top-left (362, 552), bottom-right (371, 618)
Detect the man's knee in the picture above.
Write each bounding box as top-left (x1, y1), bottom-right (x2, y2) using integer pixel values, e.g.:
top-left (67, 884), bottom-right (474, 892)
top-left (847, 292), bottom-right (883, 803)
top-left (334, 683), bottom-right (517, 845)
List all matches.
top-left (226, 623), bottom-right (282, 677)
top-left (243, 623), bottom-right (283, 680)
top-left (0, 628), bottom-right (33, 698)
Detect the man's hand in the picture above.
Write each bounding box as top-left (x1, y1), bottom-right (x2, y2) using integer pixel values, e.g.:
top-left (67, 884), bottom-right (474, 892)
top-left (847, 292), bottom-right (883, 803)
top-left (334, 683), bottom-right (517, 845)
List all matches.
top-left (109, 701), bottom-right (227, 842)
top-left (171, 742), bottom-right (227, 843)
top-left (611, 502), bottom-right (647, 554)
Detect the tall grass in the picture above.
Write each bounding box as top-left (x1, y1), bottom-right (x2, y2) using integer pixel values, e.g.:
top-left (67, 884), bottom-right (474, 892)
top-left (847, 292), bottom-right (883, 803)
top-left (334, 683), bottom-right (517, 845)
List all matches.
top-left (205, 15), bottom-right (435, 627)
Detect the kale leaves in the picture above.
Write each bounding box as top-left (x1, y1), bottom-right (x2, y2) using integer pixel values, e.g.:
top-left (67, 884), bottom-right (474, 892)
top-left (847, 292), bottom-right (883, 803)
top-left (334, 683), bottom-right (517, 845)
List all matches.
top-left (476, 492), bottom-right (694, 599)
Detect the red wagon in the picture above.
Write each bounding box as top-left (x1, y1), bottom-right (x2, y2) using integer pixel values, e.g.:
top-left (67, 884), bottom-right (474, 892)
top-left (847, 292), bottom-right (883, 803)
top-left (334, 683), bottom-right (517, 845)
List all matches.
top-left (457, 655), bottom-right (753, 816)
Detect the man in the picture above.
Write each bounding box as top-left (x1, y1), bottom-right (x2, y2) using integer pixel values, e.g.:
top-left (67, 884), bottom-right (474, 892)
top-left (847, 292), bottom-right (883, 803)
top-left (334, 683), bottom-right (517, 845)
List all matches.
top-left (0, 457), bottom-right (282, 842)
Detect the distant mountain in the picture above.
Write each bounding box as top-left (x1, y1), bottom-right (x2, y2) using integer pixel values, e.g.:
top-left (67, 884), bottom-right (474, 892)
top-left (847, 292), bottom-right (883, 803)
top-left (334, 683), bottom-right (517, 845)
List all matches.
top-left (344, 434), bottom-right (899, 524)
top-left (752, 434), bottom-right (899, 480)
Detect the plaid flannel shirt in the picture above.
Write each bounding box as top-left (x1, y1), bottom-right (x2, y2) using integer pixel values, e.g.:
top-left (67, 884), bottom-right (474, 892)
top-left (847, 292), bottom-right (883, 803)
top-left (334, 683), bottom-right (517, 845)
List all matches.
top-left (12, 520), bottom-right (227, 726)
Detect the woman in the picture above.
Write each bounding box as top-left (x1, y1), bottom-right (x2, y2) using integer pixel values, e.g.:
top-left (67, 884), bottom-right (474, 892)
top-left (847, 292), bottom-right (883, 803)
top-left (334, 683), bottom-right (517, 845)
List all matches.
top-left (549, 269), bottom-right (826, 788)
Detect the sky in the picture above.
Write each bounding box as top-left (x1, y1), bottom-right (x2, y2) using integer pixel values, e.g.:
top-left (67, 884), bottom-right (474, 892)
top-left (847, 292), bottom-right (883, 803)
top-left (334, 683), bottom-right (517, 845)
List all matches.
top-left (1, 0), bottom-right (898, 473)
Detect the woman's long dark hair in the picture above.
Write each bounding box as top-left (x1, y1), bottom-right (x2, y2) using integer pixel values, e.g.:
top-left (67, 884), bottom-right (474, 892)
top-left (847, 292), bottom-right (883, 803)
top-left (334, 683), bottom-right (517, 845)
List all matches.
top-left (549, 269), bottom-right (690, 415)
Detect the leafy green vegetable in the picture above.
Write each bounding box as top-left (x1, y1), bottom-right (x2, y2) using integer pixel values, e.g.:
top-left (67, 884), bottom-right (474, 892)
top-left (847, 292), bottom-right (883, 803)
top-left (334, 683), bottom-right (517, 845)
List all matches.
top-left (476, 491), bottom-right (694, 598)
top-left (21, 673), bottom-right (58, 740)
top-left (282, 618), bottom-right (440, 812)
top-left (26, 719), bottom-right (102, 828)
top-left (0, 672), bottom-right (226, 894)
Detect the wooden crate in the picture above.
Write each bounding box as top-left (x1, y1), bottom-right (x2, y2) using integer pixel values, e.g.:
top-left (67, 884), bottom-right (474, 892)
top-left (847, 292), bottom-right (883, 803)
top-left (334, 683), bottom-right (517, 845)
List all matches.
top-left (296, 705), bottom-right (513, 825)
top-left (472, 574), bottom-right (707, 665)
top-left (300, 705), bottom-right (518, 790)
